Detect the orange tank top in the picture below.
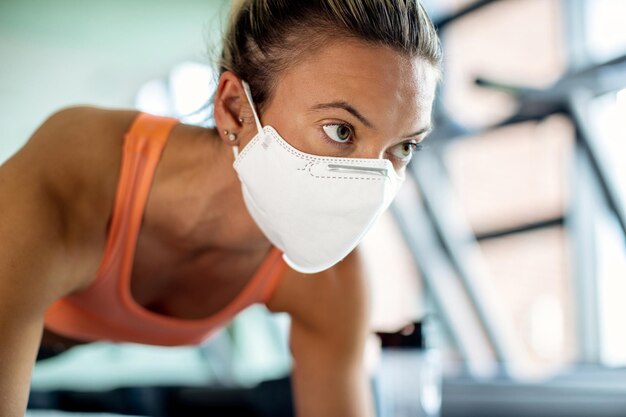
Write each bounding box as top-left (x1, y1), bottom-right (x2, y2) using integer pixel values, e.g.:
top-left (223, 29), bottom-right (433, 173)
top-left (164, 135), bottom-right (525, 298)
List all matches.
top-left (44, 113), bottom-right (287, 346)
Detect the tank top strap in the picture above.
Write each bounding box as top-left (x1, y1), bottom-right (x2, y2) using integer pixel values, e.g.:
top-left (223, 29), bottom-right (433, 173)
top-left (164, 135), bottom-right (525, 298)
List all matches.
top-left (96, 113), bottom-right (179, 286)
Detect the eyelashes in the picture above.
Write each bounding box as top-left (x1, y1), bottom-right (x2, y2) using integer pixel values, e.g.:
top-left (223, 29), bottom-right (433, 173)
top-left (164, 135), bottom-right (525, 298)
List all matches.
top-left (322, 123), bottom-right (354, 144)
top-left (319, 122), bottom-right (424, 163)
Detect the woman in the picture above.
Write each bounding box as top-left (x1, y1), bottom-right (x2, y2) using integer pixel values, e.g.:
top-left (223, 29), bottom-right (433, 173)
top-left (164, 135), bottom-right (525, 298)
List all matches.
top-left (0, 0), bottom-right (441, 416)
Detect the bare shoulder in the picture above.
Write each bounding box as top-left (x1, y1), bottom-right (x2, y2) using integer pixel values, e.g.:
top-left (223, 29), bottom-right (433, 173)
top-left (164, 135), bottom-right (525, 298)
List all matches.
top-left (1, 106), bottom-right (138, 295)
top-left (266, 247), bottom-right (370, 336)
top-left (6, 106), bottom-right (137, 207)
top-left (18, 106), bottom-right (137, 200)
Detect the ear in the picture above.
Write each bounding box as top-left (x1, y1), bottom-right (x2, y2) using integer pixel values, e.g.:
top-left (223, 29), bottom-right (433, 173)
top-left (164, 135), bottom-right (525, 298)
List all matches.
top-left (213, 71), bottom-right (247, 146)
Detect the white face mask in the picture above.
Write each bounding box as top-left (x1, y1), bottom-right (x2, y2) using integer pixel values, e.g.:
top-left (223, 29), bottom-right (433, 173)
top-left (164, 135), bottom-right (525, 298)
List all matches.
top-left (232, 81), bottom-right (405, 274)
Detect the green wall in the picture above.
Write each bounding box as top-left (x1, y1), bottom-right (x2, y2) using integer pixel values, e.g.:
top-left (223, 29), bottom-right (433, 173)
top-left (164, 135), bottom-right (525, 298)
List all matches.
top-left (0, 0), bottom-right (229, 162)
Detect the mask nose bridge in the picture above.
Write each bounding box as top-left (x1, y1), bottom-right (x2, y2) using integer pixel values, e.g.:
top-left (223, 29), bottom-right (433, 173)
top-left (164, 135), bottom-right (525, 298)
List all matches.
top-left (326, 163), bottom-right (390, 177)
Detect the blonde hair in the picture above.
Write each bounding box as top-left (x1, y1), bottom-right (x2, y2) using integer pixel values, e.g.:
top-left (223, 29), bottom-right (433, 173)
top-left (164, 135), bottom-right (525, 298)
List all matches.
top-left (220, 0), bottom-right (441, 111)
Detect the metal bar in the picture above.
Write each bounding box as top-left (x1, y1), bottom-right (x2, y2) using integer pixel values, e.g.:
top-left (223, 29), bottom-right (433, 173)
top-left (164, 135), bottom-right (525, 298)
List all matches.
top-left (475, 217), bottom-right (565, 242)
top-left (561, 0), bottom-right (589, 71)
top-left (410, 151), bottom-right (530, 371)
top-left (566, 133), bottom-right (602, 364)
top-left (568, 92), bottom-right (626, 241)
top-left (434, 0), bottom-right (499, 30)
top-left (561, 0), bottom-right (604, 366)
top-left (391, 176), bottom-right (500, 378)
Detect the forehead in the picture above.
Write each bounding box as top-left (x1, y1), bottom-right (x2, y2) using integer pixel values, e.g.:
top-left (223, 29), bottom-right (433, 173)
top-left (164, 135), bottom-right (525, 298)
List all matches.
top-left (271, 39), bottom-right (438, 126)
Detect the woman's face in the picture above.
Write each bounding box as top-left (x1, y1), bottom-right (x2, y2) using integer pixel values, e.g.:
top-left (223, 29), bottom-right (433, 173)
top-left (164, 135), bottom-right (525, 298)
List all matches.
top-left (253, 39), bottom-right (438, 174)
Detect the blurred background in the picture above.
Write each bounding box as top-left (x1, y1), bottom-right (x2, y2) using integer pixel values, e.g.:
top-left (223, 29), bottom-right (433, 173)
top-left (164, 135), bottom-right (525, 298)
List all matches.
top-left (2, 0), bottom-right (626, 416)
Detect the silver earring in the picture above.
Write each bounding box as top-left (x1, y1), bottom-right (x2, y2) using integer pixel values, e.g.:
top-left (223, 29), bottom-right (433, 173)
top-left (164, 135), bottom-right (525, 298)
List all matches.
top-left (238, 117), bottom-right (244, 123)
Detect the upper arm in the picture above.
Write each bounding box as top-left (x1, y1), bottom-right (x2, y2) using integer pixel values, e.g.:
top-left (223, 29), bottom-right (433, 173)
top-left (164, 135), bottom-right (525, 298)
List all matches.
top-left (267, 248), bottom-right (375, 417)
top-left (268, 247), bottom-right (371, 361)
top-left (0, 177), bottom-right (66, 416)
top-left (0, 108), bottom-right (99, 416)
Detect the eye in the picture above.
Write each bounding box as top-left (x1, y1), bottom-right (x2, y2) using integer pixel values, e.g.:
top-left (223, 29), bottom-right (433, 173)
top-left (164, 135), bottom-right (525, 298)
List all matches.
top-left (389, 142), bottom-right (421, 162)
top-left (322, 124), bottom-right (353, 143)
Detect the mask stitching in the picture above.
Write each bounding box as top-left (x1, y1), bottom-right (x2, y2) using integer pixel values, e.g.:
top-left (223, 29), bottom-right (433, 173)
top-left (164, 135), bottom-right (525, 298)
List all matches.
top-left (236, 127), bottom-right (403, 182)
top-left (240, 79), bottom-right (395, 167)
top-left (233, 132), bottom-right (264, 167)
top-left (269, 128), bottom-right (387, 165)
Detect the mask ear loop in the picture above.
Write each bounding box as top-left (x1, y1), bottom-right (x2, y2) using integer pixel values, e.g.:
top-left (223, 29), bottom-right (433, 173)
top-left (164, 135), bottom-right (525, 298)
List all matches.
top-left (232, 142), bottom-right (240, 159)
top-left (232, 81), bottom-right (264, 160)
top-left (241, 80), bottom-right (265, 136)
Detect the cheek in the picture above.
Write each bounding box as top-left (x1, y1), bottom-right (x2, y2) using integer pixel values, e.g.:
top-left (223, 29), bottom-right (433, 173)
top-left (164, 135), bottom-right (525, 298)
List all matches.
top-left (288, 112), bottom-right (318, 152)
top-left (264, 109), bottom-right (327, 155)
top-left (284, 125), bottom-right (330, 156)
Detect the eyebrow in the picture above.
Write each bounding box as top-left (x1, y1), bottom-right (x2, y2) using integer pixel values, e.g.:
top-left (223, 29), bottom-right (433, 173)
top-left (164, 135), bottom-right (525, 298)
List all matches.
top-left (310, 101), bottom-right (431, 139)
top-left (310, 101), bottom-right (374, 129)
top-left (403, 126), bottom-right (432, 139)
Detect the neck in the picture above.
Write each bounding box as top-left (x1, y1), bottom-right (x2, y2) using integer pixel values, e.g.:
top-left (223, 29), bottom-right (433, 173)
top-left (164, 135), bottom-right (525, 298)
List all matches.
top-left (174, 127), bottom-right (269, 253)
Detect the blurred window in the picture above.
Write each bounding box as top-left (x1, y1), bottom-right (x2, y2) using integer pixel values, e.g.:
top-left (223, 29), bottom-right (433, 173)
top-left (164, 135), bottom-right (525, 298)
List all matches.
top-left (585, 0), bottom-right (626, 366)
top-left (437, 0), bottom-right (575, 377)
